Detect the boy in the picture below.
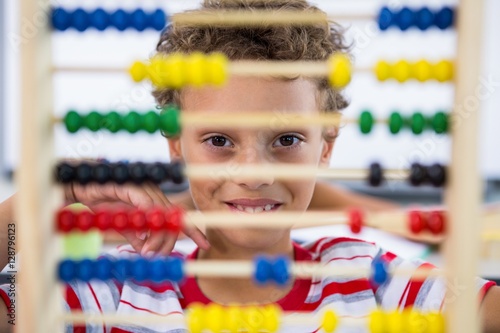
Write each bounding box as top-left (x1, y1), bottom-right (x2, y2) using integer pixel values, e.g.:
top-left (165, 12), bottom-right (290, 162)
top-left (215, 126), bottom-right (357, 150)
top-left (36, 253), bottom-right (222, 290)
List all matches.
top-left (1, 0), bottom-right (499, 332)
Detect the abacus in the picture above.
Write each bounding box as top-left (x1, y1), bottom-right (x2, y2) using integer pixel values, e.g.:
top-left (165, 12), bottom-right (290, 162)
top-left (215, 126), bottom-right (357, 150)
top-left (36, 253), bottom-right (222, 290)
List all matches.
top-left (15, 1), bottom-right (499, 333)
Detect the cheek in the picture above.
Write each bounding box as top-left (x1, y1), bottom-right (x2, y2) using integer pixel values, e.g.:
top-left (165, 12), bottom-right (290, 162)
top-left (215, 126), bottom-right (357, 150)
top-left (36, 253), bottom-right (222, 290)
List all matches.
top-left (189, 180), bottom-right (222, 210)
top-left (287, 180), bottom-right (316, 209)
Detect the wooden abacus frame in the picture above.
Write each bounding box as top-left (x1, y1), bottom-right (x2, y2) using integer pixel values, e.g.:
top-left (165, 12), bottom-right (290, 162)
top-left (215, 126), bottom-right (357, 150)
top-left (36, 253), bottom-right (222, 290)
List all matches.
top-left (17, 0), bottom-right (487, 333)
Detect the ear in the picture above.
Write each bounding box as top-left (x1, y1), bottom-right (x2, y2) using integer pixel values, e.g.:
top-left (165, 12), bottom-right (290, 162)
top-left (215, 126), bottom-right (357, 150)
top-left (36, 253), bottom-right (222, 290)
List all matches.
top-left (319, 138), bottom-right (335, 167)
top-left (167, 137), bottom-right (183, 161)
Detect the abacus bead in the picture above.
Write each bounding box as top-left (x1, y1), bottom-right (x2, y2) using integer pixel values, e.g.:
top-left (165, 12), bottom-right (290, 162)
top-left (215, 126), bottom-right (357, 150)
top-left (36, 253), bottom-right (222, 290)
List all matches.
top-left (413, 60), bottom-right (432, 82)
top-left (57, 162), bottom-right (76, 183)
top-left (103, 111), bottom-right (122, 133)
top-left (245, 306), bottom-right (265, 331)
top-left (371, 257), bottom-right (388, 286)
top-left (409, 210), bottom-right (425, 234)
top-left (131, 9), bottom-right (148, 32)
top-left (52, 8), bottom-right (72, 31)
top-left (113, 259), bottom-right (131, 282)
top-left (90, 8), bottom-right (110, 31)
top-left (129, 61), bottom-right (148, 83)
top-left (187, 303), bottom-right (205, 333)
top-left (359, 110), bottom-right (374, 134)
top-left (393, 60), bottom-right (411, 83)
top-left (113, 210), bottom-right (129, 231)
top-left (164, 53), bottom-right (186, 88)
top-left (369, 309), bottom-right (386, 333)
top-left (150, 9), bottom-right (167, 31)
top-left (410, 112), bottom-right (426, 135)
top-left (409, 163), bottom-right (427, 186)
top-left (95, 257), bottom-right (113, 280)
top-left (226, 305), bottom-right (242, 333)
top-left (427, 163), bottom-right (446, 187)
top-left (72, 8), bottom-right (90, 32)
top-left (170, 160), bottom-right (185, 184)
top-left (388, 112), bottom-right (404, 134)
top-left (206, 52), bottom-right (229, 86)
top-left (434, 7), bottom-right (454, 30)
top-left (205, 303), bottom-right (224, 333)
top-left (112, 163), bottom-right (129, 184)
top-left (129, 162), bottom-right (147, 184)
top-left (272, 256), bottom-right (290, 286)
top-left (76, 211), bottom-right (94, 232)
top-left (92, 163), bottom-right (111, 184)
top-left (261, 304), bottom-right (281, 332)
top-left (58, 210), bottom-right (75, 232)
top-left (375, 61), bottom-right (391, 81)
top-left (387, 310), bottom-right (403, 333)
top-left (131, 258), bottom-right (148, 282)
top-left (129, 210), bottom-right (147, 231)
top-left (146, 162), bottom-right (168, 183)
top-left (159, 105), bottom-right (181, 137)
top-left (349, 209), bottom-right (363, 234)
top-left (110, 9), bottom-right (130, 31)
top-left (167, 257), bottom-right (184, 282)
top-left (416, 7), bottom-right (434, 31)
top-left (396, 7), bottom-right (415, 31)
top-left (322, 310), bottom-right (338, 333)
top-left (149, 258), bottom-right (167, 283)
top-left (433, 60), bottom-right (454, 82)
top-left (254, 256), bottom-right (272, 285)
top-left (77, 259), bottom-right (94, 281)
top-left (142, 111), bottom-right (159, 134)
top-left (148, 208), bottom-right (166, 231)
top-left (95, 211), bottom-right (112, 231)
top-left (406, 310), bottom-right (424, 333)
top-left (431, 111), bottom-right (449, 134)
top-left (427, 211), bottom-right (446, 235)
top-left (378, 7), bottom-right (394, 31)
top-left (84, 111), bottom-right (103, 132)
top-left (165, 207), bottom-right (183, 233)
top-left (59, 260), bottom-right (76, 282)
top-left (186, 52), bottom-right (207, 87)
top-left (368, 162), bottom-right (384, 187)
top-left (123, 111), bottom-right (142, 133)
top-left (76, 163), bottom-right (92, 185)
top-left (64, 110), bottom-right (83, 133)
top-left (328, 53), bottom-right (351, 89)
top-left (427, 312), bottom-right (445, 333)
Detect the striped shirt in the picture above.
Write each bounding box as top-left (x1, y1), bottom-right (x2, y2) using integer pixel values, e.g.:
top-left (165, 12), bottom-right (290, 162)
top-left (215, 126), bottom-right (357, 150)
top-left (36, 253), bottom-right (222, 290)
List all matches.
top-left (1, 237), bottom-right (494, 333)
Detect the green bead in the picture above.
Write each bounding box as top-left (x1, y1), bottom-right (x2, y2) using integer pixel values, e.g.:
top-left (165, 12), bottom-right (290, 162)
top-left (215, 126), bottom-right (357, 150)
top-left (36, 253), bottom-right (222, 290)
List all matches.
top-left (84, 111), bottom-right (103, 132)
top-left (431, 111), bottom-right (449, 134)
top-left (410, 112), bottom-right (426, 135)
top-left (123, 111), bottom-right (142, 133)
top-left (388, 112), bottom-right (403, 134)
top-left (102, 112), bottom-right (122, 133)
top-left (159, 105), bottom-right (181, 136)
top-left (142, 111), bottom-right (159, 134)
top-left (64, 110), bottom-right (83, 133)
top-left (359, 110), bottom-right (374, 134)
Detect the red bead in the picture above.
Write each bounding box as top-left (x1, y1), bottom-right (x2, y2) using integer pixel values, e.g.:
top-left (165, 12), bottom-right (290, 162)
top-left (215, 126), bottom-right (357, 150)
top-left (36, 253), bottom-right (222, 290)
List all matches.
top-left (57, 209), bottom-right (75, 232)
top-left (165, 206), bottom-right (183, 233)
top-left (129, 210), bottom-right (147, 231)
top-left (427, 210), bottom-right (446, 235)
top-left (113, 210), bottom-right (129, 231)
top-left (95, 210), bottom-right (112, 231)
top-left (409, 210), bottom-right (425, 234)
top-left (147, 208), bottom-right (165, 231)
top-left (76, 210), bottom-right (94, 231)
top-left (349, 209), bottom-right (363, 234)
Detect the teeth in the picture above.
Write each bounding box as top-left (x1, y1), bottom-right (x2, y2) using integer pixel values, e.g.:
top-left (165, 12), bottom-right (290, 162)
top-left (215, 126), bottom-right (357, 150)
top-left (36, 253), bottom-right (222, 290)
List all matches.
top-left (232, 204), bottom-right (276, 213)
top-left (264, 204), bottom-right (273, 211)
top-left (254, 207), bottom-right (263, 213)
top-left (237, 205), bottom-right (244, 211)
top-left (244, 207), bottom-right (254, 213)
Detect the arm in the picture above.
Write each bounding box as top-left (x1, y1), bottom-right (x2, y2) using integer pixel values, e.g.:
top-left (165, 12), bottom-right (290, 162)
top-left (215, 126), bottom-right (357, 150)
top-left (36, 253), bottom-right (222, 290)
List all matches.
top-left (0, 195), bottom-right (15, 270)
top-left (482, 286), bottom-right (500, 333)
top-left (0, 301), bottom-right (12, 333)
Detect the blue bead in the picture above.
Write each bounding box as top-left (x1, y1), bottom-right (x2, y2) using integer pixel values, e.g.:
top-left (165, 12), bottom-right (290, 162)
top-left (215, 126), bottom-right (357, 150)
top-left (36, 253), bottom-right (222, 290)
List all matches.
top-left (72, 8), bottom-right (90, 32)
top-left (131, 258), bottom-right (149, 282)
top-left (167, 257), bottom-right (185, 282)
top-left (396, 7), bottom-right (415, 31)
top-left (150, 9), bottom-right (167, 31)
top-left (113, 259), bottom-right (131, 282)
top-left (435, 7), bottom-right (454, 30)
top-left (58, 260), bottom-right (76, 282)
top-left (111, 9), bottom-right (130, 31)
top-left (52, 8), bottom-right (71, 31)
top-left (378, 7), bottom-right (394, 31)
top-left (254, 256), bottom-right (272, 285)
top-left (272, 256), bottom-right (290, 286)
top-left (371, 258), bottom-right (388, 286)
top-left (416, 7), bottom-right (434, 31)
top-left (131, 9), bottom-right (148, 31)
top-left (77, 259), bottom-right (94, 282)
top-left (95, 257), bottom-right (113, 280)
top-left (149, 258), bottom-right (167, 283)
top-left (91, 8), bottom-right (110, 31)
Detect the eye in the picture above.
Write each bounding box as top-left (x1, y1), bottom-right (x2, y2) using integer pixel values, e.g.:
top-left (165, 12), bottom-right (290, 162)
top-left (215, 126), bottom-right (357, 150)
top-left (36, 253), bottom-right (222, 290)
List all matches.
top-left (204, 135), bottom-right (233, 148)
top-left (273, 135), bottom-right (302, 148)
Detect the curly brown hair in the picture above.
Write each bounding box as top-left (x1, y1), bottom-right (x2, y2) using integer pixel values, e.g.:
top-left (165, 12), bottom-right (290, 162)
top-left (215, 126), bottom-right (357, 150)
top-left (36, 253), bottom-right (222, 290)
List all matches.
top-left (153, 0), bottom-right (351, 140)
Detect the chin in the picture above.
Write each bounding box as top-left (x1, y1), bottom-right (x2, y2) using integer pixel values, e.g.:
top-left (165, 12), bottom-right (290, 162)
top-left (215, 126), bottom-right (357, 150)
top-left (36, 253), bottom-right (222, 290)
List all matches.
top-left (220, 228), bottom-right (291, 253)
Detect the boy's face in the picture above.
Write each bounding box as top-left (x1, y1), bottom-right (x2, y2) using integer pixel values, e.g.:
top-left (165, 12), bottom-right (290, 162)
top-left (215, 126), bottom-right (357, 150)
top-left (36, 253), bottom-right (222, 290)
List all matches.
top-left (168, 76), bottom-right (334, 250)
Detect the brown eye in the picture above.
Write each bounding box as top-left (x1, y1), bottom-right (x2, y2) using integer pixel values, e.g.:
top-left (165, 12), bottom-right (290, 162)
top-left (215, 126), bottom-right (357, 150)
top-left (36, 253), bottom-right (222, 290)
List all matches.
top-left (279, 135), bottom-right (295, 146)
top-left (211, 136), bottom-right (227, 147)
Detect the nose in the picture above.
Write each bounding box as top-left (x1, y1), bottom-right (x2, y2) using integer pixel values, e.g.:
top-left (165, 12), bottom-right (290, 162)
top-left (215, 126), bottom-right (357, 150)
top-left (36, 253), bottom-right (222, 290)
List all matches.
top-left (231, 147), bottom-right (274, 190)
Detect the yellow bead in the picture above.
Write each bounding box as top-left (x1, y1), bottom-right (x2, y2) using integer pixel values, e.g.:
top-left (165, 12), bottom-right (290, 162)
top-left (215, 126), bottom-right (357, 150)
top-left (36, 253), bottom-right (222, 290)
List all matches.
top-left (186, 52), bottom-right (207, 87)
top-left (387, 310), bottom-right (403, 333)
top-left (205, 303), bottom-right (224, 332)
top-left (433, 60), bottom-right (454, 82)
top-left (405, 309), bottom-right (425, 333)
top-left (186, 303), bottom-right (205, 333)
top-left (148, 57), bottom-right (169, 87)
top-left (164, 53), bottom-right (186, 89)
top-left (225, 305), bottom-right (243, 333)
top-left (426, 312), bottom-right (445, 333)
top-left (321, 310), bottom-right (338, 333)
top-left (206, 52), bottom-right (228, 86)
top-left (375, 60), bottom-right (391, 81)
top-left (393, 60), bottom-right (412, 83)
top-left (413, 60), bottom-right (432, 82)
top-left (328, 53), bottom-right (351, 89)
top-left (244, 306), bottom-right (265, 333)
top-left (129, 61), bottom-right (148, 83)
top-left (261, 304), bottom-right (281, 332)
top-left (369, 309), bottom-right (385, 333)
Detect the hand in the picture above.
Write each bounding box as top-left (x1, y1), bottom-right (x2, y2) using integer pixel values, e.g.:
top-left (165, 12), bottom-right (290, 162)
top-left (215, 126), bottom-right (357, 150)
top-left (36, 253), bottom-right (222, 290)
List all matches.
top-left (65, 182), bottom-right (210, 256)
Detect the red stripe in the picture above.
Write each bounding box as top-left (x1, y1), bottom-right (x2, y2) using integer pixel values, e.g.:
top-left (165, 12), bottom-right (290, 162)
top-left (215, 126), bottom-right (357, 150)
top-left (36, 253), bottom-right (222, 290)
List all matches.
top-left (326, 254), bottom-right (374, 264)
top-left (479, 281), bottom-right (496, 302)
top-left (119, 299), bottom-right (183, 317)
top-left (65, 286), bottom-right (86, 333)
top-left (87, 283), bottom-right (105, 333)
top-left (111, 328), bottom-right (133, 333)
top-left (0, 289), bottom-right (11, 309)
top-left (308, 237), bottom-right (372, 254)
top-left (402, 263), bottom-right (435, 308)
top-left (381, 252), bottom-right (398, 263)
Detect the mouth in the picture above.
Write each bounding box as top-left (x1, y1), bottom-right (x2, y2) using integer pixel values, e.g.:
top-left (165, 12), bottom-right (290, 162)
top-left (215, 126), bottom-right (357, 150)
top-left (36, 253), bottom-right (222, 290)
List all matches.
top-left (224, 199), bottom-right (283, 214)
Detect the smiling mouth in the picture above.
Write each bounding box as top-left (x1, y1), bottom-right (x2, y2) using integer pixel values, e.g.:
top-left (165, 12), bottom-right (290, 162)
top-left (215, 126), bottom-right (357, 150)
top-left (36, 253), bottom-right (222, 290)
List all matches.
top-left (225, 203), bottom-right (282, 213)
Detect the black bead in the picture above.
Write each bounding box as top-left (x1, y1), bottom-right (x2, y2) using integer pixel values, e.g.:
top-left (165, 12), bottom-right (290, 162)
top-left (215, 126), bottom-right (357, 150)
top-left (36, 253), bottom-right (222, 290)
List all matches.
top-left (146, 162), bottom-right (168, 183)
top-left (427, 163), bottom-right (446, 187)
top-left (368, 162), bottom-right (384, 187)
top-left (76, 163), bottom-right (93, 185)
top-left (112, 163), bottom-right (129, 184)
top-left (169, 161), bottom-right (185, 184)
top-left (129, 162), bottom-right (147, 184)
top-left (92, 163), bottom-right (111, 184)
top-left (409, 162), bottom-right (427, 186)
top-left (56, 162), bottom-right (75, 183)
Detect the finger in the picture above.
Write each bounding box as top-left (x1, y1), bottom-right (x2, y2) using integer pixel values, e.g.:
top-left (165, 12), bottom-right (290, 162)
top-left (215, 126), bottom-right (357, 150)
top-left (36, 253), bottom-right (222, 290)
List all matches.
top-left (141, 231), bottom-right (171, 257)
top-left (157, 236), bottom-right (178, 257)
top-left (120, 230), bottom-right (147, 253)
top-left (183, 226), bottom-right (210, 250)
top-left (141, 183), bottom-right (170, 208)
